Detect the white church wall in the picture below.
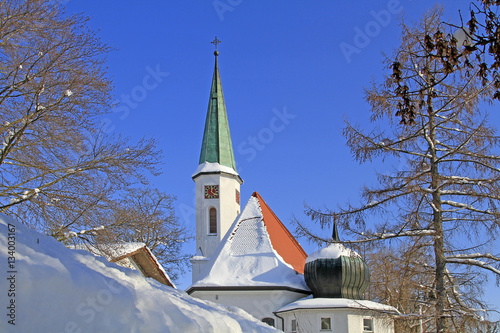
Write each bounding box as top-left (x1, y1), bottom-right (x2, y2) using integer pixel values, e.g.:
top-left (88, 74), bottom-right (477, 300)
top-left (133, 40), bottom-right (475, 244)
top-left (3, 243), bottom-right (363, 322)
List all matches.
top-left (279, 309), bottom-right (348, 333)
top-left (189, 257), bottom-right (209, 283)
top-left (191, 289), bottom-right (308, 330)
top-left (279, 308), bottom-right (395, 333)
top-left (347, 312), bottom-right (395, 333)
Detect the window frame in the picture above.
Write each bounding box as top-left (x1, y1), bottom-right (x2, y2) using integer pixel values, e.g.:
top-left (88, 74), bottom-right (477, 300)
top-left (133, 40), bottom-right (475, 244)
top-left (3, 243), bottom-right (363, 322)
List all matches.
top-left (320, 317), bottom-right (332, 331)
top-left (261, 317), bottom-right (275, 327)
top-left (363, 318), bottom-right (374, 332)
top-left (208, 207), bottom-right (217, 235)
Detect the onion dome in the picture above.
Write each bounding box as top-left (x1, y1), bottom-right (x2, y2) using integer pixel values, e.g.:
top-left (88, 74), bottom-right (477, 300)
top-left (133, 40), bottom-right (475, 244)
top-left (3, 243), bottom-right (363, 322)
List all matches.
top-left (304, 223), bottom-right (370, 299)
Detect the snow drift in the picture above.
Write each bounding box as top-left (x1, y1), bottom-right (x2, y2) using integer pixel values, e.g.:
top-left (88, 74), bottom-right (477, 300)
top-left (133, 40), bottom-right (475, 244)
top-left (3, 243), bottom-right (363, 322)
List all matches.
top-left (0, 214), bottom-right (278, 332)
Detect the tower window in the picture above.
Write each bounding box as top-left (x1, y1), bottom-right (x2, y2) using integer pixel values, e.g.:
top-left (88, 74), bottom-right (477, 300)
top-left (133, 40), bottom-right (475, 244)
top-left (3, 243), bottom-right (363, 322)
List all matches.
top-left (262, 317), bottom-right (275, 327)
top-left (291, 319), bottom-right (297, 332)
top-left (209, 207), bottom-right (217, 234)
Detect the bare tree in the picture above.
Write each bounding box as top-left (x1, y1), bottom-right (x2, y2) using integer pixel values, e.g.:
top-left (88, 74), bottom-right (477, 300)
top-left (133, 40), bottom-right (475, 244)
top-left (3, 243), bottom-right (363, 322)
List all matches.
top-left (0, 0), bottom-right (161, 227)
top-left (295, 7), bottom-right (500, 333)
top-left (0, 0), bottom-right (190, 279)
top-left (96, 188), bottom-right (191, 282)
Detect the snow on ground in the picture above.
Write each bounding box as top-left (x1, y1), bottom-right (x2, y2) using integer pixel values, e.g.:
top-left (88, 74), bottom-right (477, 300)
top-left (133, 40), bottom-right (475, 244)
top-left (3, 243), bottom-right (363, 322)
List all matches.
top-left (0, 214), bottom-right (279, 333)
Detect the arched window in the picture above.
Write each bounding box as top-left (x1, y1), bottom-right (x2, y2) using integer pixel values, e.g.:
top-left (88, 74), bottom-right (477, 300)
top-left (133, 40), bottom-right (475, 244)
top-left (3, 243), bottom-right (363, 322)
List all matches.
top-left (262, 317), bottom-right (275, 327)
top-left (209, 207), bottom-right (217, 234)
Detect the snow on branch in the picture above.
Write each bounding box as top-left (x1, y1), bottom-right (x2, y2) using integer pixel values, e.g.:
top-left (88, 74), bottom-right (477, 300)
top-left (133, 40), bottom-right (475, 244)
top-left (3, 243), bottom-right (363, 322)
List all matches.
top-left (446, 257), bottom-right (500, 275)
top-left (441, 200), bottom-right (497, 215)
top-left (57, 225), bottom-right (105, 242)
top-left (374, 228), bottom-right (436, 239)
top-left (443, 268), bottom-right (470, 311)
top-left (447, 253), bottom-right (500, 262)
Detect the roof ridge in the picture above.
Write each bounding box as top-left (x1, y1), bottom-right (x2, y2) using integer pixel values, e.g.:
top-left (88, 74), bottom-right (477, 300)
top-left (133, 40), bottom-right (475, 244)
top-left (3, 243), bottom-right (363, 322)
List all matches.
top-left (252, 192), bottom-right (307, 274)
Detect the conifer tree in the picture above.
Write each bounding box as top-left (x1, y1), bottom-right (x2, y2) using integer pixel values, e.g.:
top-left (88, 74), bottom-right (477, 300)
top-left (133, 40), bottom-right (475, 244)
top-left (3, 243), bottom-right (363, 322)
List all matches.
top-left (295, 7), bottom-right (500, 332)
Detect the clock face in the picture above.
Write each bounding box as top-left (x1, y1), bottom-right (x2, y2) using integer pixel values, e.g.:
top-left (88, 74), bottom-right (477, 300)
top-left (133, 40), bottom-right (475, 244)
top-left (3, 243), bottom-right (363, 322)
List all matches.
top-left (204, 185), bottom-right (219, 199)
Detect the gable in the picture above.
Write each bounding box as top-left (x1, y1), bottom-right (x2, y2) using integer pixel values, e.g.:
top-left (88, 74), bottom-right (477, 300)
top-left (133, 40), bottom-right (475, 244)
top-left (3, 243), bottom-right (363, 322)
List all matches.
top-left (253, 192), bottom-right (307, 274)
top-left (188, 192), bottom-right (309, 292)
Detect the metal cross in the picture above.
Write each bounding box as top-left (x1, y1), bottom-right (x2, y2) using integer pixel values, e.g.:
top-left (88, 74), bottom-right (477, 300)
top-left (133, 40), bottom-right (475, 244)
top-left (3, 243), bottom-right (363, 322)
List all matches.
top-left (211, 36), bottom-right (221, 51)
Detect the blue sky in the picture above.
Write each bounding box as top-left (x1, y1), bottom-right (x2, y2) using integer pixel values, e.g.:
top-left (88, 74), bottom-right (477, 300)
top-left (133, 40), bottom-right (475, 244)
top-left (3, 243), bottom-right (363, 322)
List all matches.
top-left (63, 0), bottom-right (499, 312)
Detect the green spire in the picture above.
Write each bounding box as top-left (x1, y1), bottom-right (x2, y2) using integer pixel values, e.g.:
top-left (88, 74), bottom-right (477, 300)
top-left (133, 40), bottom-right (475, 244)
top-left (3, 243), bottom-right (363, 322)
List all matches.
top-left (198, 49), bottom-right (237, 172)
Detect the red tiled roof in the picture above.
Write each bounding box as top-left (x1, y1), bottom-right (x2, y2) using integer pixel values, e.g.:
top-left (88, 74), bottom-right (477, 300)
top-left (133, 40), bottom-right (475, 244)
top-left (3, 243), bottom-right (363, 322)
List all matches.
top-left (252, 192), bottom-right (307, 274)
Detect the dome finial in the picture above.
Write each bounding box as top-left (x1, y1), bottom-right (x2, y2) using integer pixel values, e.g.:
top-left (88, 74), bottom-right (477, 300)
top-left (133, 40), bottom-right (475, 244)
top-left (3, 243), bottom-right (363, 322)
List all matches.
top-left (332, 214), bottom-right (340, 242)
top-left (211, 36), bottom-right (221, 56)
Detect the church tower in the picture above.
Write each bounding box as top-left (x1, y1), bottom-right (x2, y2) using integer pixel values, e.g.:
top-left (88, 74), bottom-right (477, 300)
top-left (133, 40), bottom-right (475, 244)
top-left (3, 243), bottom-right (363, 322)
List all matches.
top-left (191, 38), bottom-right (243, 282)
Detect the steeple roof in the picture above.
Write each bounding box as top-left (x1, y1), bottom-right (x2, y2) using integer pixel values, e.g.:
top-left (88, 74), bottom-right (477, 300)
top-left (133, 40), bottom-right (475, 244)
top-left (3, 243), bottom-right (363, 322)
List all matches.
top-left (187, 192), bottom-right (309, 293)
top-left (198, 52), bottom-right (237, 172)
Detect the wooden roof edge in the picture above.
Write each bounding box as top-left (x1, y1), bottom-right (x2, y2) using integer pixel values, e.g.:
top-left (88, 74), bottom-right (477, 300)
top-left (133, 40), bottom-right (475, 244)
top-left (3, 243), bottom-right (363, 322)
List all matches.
top-left (110, 245), bottom-right (176, 289)
top-left (141, 246), bottom-right (176, 288)
top-left (109, 247), bottom-right (144, 263)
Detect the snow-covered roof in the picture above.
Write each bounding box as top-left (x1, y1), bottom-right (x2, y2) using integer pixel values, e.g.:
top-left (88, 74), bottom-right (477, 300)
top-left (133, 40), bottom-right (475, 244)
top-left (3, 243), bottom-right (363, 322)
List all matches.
top-left (276, 295), bottom-right (399, 314)
top-left (188, 192), bottom-right (309, 292)
top-left (72, 242), bottom-right (146, 260)
top-left (306, 242), bottom-right (360, 263)
top-left (70, 242), bottom-right (176, 288)
top-left (0, 214), bottom-right (279, 332)
top-left (192, 161), bottom-right (240, 179)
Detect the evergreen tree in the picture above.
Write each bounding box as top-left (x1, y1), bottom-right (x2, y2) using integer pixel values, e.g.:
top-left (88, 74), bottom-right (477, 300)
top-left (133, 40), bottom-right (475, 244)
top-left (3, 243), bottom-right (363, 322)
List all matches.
top-left (295, 7), bottom-right (500, 332)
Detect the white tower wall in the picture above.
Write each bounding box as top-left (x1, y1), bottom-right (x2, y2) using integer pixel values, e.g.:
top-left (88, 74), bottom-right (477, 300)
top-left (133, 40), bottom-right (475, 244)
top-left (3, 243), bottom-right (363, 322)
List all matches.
top-left (191, 170), bottom-right (241, 282)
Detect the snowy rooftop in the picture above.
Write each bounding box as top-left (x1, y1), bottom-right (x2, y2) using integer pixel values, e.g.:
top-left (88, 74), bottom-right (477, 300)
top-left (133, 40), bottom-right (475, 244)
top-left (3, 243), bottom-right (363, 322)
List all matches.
top-left (306, 242), bottom-right (360, 263)
top-left (276, 295), bottom-right (399, 314)
top-left (192, 161), bottom-right (239, 178)
top-left (0, 214), bottom-right (279, 332)
top-left (71, 242), bottom-right (146, 260)
top-left (70, 242), bottom-right (176, 288)
top-left (188, 192), bottom-right (309, 292)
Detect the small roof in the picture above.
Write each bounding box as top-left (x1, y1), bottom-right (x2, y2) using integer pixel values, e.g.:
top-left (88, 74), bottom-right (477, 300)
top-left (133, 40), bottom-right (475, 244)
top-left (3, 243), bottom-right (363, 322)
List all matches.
top-left (187, 192), bottom-right (309, 293)
top-left (197, 51), bottom-right (238, 174)
top-left (275, 296), bottom-right (399, 314)
top-left (72, 243), bottom-right (175, 288)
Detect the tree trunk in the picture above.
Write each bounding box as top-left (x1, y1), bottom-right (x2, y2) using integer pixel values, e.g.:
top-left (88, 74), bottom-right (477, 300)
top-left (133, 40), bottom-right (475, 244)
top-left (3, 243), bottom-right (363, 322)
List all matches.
top-left (427, 92), bottom-right (447, 333)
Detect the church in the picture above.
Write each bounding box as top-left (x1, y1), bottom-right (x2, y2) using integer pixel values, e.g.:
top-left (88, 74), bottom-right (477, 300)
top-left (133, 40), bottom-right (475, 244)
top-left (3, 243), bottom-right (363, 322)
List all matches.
top-left (186, 38), bottom-right (398, 332)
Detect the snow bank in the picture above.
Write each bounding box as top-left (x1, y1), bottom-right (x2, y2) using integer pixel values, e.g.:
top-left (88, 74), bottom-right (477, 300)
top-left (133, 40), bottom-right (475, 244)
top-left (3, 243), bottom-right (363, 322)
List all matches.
top-left (306, 242), bottom-right (360, 263)
top-left (0, 214), bottom-right (279, 332)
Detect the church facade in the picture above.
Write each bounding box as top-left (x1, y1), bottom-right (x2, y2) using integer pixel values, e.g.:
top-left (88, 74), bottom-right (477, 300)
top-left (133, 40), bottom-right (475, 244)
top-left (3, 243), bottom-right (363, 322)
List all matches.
top-left (186, 42), bottom-right (398, 332)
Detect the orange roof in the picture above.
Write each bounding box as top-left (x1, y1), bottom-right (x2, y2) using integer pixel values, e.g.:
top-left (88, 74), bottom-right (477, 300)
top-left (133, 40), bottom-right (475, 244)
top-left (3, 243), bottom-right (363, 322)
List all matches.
top-left (252, 192), bottom-right (307, 274)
